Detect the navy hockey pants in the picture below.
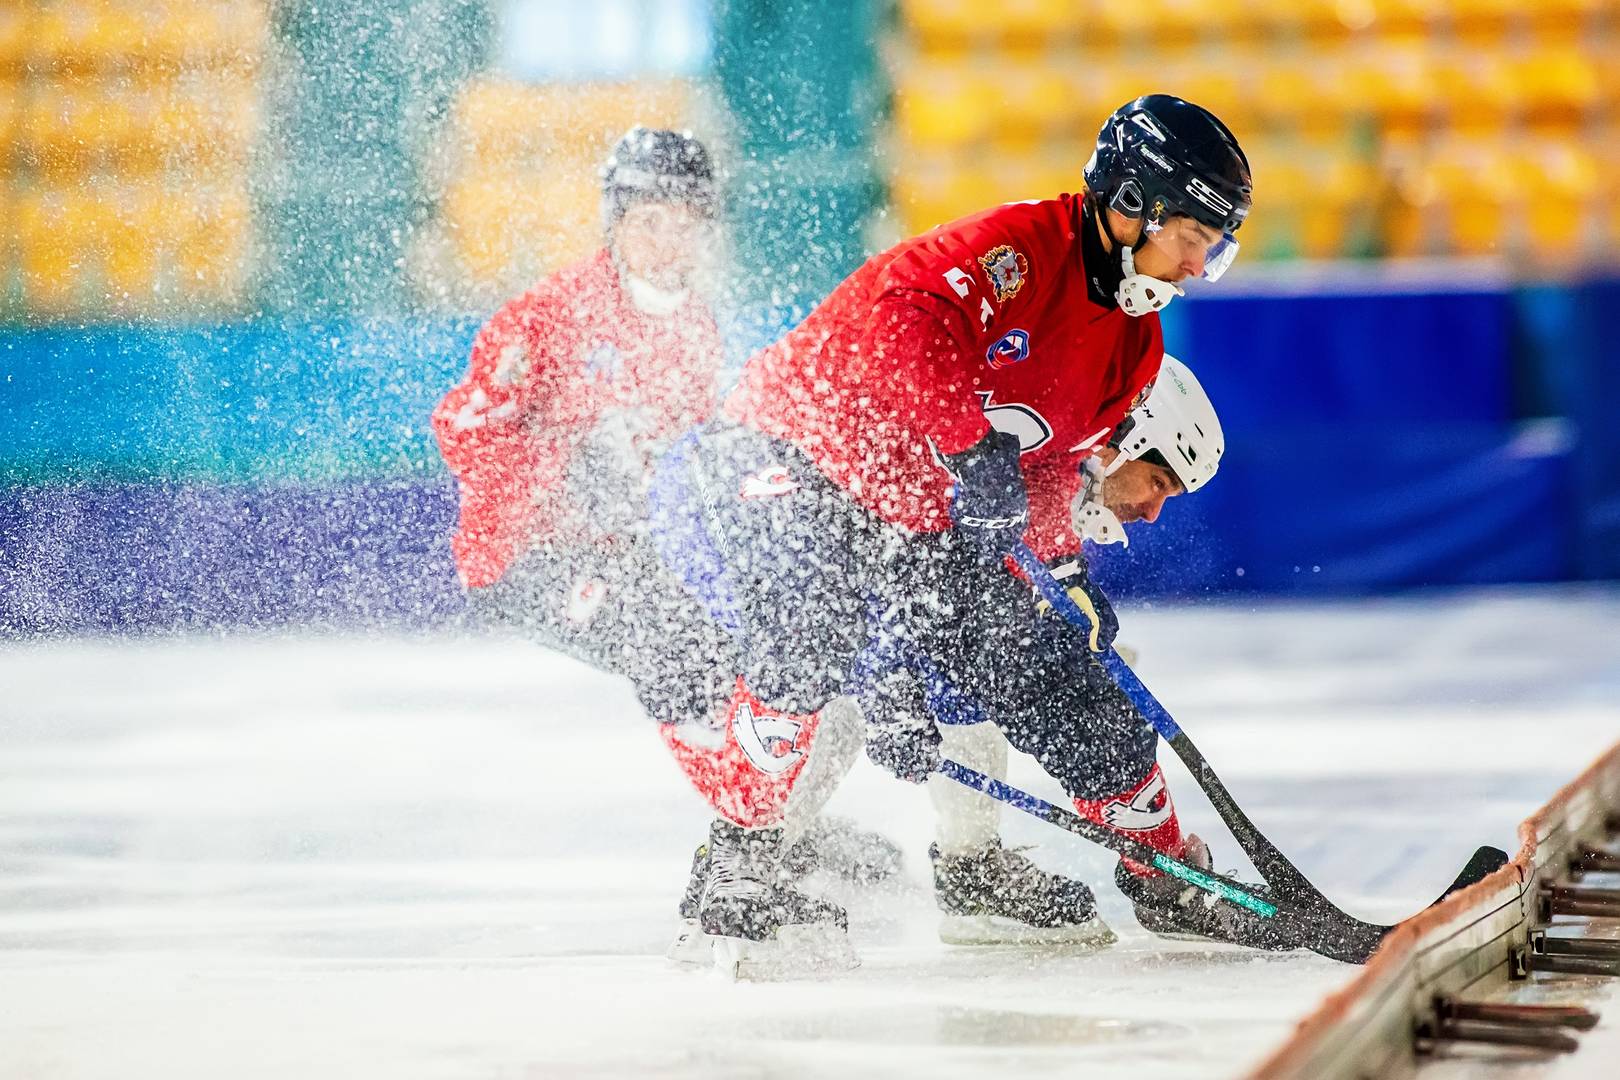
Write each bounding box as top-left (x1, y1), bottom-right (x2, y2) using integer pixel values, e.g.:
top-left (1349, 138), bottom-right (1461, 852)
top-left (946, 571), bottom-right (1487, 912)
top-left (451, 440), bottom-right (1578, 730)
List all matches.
top-left (649, 422), bottom-right (1159, 802)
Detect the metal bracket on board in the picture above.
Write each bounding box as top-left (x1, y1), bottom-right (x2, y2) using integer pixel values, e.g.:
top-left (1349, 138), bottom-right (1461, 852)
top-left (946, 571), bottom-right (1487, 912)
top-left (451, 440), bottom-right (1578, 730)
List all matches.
top-left (1418, 996), bottom-right (1599, 1055)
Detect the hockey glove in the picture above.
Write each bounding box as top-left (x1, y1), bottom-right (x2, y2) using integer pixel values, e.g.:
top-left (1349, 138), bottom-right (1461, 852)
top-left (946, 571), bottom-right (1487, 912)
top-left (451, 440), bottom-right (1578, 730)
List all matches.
top-left (1037, 557), bottom-right (1119, 654)
top-left (940, 428), bottom-right (1029, 559)
top-left (860, 671), bottom-right (942, 784)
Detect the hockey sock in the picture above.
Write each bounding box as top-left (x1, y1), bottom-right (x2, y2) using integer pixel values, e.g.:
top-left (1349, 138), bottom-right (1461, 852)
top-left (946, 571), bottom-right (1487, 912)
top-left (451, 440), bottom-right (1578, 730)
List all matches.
top-left (1071, 763), bottom-right (1184, 877)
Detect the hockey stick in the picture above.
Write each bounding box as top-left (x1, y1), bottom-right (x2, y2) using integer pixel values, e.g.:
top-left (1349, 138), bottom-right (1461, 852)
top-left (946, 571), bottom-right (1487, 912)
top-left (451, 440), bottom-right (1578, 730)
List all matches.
top-left (937, 758), bottom-right (1385, 963)
top-left (1008, 543), bottom-right (1509, 929)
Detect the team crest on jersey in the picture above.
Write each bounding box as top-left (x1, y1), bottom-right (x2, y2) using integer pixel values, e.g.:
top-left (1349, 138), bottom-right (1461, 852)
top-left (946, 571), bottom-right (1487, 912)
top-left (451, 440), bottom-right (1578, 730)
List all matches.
top-left (977, 244), bottom-right (1029, 304)
top-left (985, 328), bottom-right (1031, 370)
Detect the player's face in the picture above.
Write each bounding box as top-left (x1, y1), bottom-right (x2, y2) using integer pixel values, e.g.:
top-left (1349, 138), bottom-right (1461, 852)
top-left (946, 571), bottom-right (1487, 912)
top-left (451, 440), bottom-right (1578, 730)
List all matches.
top-left (1103, 457), bottom-right (1184, 525)
top-left (613, 201), bottom-right (714, 291)
top-left (1133, 216), bottom-right (1228, 284)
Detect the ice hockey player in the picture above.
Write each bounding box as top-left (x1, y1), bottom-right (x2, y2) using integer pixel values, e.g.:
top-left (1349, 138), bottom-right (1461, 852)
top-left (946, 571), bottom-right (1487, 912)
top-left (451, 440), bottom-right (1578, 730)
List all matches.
top-left (432, 126), bottom-right (735, 728)
top-left (648, 94), bottom-right (1299, 963)
top-left (430, 129), bottom-right (901, 964)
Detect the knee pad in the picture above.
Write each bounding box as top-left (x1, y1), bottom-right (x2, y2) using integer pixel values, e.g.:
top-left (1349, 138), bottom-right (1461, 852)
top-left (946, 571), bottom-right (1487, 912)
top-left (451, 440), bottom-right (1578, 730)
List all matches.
top-left (659, 676), bottom-right (860, 832)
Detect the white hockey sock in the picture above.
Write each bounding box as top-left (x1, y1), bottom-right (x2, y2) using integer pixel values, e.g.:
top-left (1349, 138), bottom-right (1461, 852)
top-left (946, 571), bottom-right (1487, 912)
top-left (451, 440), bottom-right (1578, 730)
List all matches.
top-left (928, 721), bottom-right (1008, 857)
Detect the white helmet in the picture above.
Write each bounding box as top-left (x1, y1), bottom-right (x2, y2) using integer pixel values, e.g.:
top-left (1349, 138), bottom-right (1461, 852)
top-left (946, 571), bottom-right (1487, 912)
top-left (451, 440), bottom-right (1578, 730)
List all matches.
top-left (1071, 354), bottom-right (1224, 546)
top-left (1111, 354), bottom-right (1224, 492)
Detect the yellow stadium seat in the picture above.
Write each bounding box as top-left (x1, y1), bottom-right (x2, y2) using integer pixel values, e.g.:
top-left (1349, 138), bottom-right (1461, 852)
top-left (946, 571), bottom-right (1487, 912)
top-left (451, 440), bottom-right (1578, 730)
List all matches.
top-left (1254, 59), bottom-right (1355, 133)
top-left (997, 0), bottom-right (1081, 42)
top-left (447, 78), bottom-right (691, 173)
top-left (174, 186), bottom-right (253, 304)
top-left (897, 0), bottom-right (977, 45)
top-left (1509, 51), bottom-right (1601, 119)
top-left (444, 171), bottom-right (601, 285)
top-left (1342, 47), bottom-right (1437, 128)
top-left (988, 62), bottom-right (1085, 139)
top-left (21, 82), bottom-right (138, 174)
top-left (900, 0), bottom-right (1079, 44)
top-left (16, 188), bottom-right (107, 314)
top-left (889, 159), bottom-right (1005, 236)
top-left (143, 2), bottom-right (270, 70)
top-left (893, 63), bottom-right (997, 148)
top-left (1522, 143), bottom-right (1600, 259)
top-left (1422, 141), bottom-right (1521, 257)
top-left (1434, 53), bottom-right (1517, 131)
top-left (0, 6), bottom-right (29, 70)
top-left (145, 76), bottom-right (260, 163)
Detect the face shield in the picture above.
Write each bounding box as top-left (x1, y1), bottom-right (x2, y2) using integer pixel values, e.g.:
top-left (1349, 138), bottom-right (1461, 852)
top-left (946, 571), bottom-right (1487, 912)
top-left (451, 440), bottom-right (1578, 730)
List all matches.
top-left (1141, 215), bottom-right (1241, 283)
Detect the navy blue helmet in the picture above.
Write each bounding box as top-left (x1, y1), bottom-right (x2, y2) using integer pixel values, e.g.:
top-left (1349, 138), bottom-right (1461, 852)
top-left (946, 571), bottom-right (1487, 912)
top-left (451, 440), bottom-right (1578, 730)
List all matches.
top-left (601, 127), bottom-right (717, 223)
top-left (1083, 95), bottom-right (1251, 236)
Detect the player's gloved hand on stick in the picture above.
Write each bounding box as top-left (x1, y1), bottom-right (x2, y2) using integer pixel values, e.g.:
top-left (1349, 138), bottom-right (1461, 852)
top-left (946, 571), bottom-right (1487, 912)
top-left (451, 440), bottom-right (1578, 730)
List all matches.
top-left (860, 671), bottom-right (941, 784)
top-left (941, 428), bottom-right (1029, 559)
top-left (1037, 557), bottom-right (1119, 654)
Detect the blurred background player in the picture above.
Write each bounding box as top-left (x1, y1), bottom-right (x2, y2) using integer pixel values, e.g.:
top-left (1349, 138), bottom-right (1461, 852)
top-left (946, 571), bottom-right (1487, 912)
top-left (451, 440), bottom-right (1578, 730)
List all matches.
top-left (433, 126), bottom-right (735, 727)
top-left (433, 127), bottom-right (901, 972)
top-left (649, 95), bottom-right (1294, 960)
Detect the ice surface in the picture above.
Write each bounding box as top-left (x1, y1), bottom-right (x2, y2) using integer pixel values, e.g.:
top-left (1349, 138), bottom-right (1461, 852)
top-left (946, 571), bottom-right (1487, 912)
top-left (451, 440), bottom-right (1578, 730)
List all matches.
top-left (2, 587), bottom-right (1618, 1079)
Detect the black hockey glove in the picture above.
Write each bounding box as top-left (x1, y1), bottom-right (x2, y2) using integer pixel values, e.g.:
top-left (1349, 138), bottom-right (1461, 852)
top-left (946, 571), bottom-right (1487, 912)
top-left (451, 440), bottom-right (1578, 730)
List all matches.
top-left (1038, 557), bottom-right (1119, 654)
top-left (940, 428), bottom-right (1028, 559)
top-left (860, 671), bottom-right (942, 784)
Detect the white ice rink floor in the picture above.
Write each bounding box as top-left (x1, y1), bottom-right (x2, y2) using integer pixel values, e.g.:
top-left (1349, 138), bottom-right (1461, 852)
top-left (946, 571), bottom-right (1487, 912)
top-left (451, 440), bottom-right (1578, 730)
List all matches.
top-left (3, 587), bottom-right (1619, 1079)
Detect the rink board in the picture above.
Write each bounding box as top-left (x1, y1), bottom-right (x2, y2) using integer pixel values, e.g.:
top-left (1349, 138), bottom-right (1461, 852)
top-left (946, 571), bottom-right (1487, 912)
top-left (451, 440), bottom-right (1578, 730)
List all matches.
top-left (1251, 742), bottom-right (1620, 1079)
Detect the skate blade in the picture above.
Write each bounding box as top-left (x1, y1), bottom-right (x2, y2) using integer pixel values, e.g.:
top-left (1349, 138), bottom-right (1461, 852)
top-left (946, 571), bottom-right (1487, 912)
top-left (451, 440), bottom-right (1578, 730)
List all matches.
top-left (710, 923), bottom-right (860, 982)
top-left (938, 914), bottom-right (1118, 949)
top-left (666, 918), bottom-right (713, 966)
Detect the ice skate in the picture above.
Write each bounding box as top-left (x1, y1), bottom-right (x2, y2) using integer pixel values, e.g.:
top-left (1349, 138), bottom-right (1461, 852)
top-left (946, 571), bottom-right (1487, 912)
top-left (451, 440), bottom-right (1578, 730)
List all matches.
top-left (665, 840), bottom-right (714, 965)
top-left (780, 814), bottom-right (905, 886)
top-left (685, 819), bottom-right (857, 979)
top-left (931, 839), bottom-right (1116, 948)
top-left (1115, 834), bottom-right (1302, 952)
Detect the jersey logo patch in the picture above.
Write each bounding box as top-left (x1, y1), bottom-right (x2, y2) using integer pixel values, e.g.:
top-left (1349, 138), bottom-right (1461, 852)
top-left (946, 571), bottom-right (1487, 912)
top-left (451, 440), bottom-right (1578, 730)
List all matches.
top-left (977, 391), bottom-right (1052, 453)
top-left (985, 328), bottom-right (1031, 370)
top-left (739, 465), bottom-right (800, 500)
top-left (978, 245), bottom-right (1029, 304)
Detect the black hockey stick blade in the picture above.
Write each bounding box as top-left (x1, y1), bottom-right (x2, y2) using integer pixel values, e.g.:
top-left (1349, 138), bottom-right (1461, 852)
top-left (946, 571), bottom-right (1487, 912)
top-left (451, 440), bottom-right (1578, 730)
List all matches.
top-left (1429, 845), bottom-right (1512, 906)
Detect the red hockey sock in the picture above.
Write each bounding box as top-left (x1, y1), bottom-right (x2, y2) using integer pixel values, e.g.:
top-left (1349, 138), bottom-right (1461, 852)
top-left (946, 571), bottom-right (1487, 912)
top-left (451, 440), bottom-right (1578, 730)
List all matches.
top-left (1071, 763), bottom-right (1184, 877)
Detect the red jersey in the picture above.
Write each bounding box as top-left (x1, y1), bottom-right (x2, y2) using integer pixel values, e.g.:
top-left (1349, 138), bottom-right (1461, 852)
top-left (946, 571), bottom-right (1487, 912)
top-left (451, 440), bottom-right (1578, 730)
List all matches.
top-left (433, 249), bottom-right (722, 588)
top-left (723, 195), bottom-right (1164, 560)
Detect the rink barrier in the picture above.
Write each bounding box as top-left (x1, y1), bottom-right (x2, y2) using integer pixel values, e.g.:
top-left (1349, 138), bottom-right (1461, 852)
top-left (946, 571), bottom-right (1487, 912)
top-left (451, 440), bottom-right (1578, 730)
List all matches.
top-left (1248, 739), bottom-right (1620, 1079)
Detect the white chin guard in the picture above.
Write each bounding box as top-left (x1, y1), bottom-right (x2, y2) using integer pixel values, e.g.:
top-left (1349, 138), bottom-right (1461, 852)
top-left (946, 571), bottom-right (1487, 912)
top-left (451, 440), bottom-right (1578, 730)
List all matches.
top-left (1070, 457), bottom-right (1129, 547)
top-left (1115, 244), bottom-right (1183, 317)
top-left (1074, 500), bottom-right (1129, 547)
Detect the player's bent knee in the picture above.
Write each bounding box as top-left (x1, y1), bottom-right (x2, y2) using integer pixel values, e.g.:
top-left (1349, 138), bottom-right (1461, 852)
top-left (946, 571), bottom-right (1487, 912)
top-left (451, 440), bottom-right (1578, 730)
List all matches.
top-left (659, 677), bottom-right (860, 832)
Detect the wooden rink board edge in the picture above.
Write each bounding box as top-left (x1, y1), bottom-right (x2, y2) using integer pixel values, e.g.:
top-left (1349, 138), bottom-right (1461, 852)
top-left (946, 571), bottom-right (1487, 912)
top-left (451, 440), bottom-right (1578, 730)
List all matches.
top-left (1248, 739), bottom-right (1620, 1080)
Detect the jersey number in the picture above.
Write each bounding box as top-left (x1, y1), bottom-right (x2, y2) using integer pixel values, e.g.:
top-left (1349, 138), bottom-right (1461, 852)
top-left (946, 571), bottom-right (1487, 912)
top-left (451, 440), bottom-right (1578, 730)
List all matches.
top-left (942, 267), bottom-right (994, 330)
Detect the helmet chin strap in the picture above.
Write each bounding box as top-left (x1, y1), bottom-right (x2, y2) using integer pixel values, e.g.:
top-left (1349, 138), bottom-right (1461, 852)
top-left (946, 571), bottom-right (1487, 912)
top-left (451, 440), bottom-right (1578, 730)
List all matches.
top-left (622, 272), bottom-right (689, 317)
top-left (1071, 456), bottom-right (1130, 548)
top-left (1116, 242), bottom-right (1183, 317)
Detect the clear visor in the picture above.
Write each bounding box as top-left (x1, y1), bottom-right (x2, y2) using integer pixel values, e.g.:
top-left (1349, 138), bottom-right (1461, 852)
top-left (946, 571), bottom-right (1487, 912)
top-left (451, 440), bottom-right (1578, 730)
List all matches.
top-left (1143, 217), bottom-right (1242, 284)
top-left (1203, 232), bottom-right (1240, 282)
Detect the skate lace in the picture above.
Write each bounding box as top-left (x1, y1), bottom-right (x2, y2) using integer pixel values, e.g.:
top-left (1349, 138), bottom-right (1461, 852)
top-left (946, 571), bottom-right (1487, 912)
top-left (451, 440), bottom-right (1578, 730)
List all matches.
top-left (708, 840), bottom-right (775, 900)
